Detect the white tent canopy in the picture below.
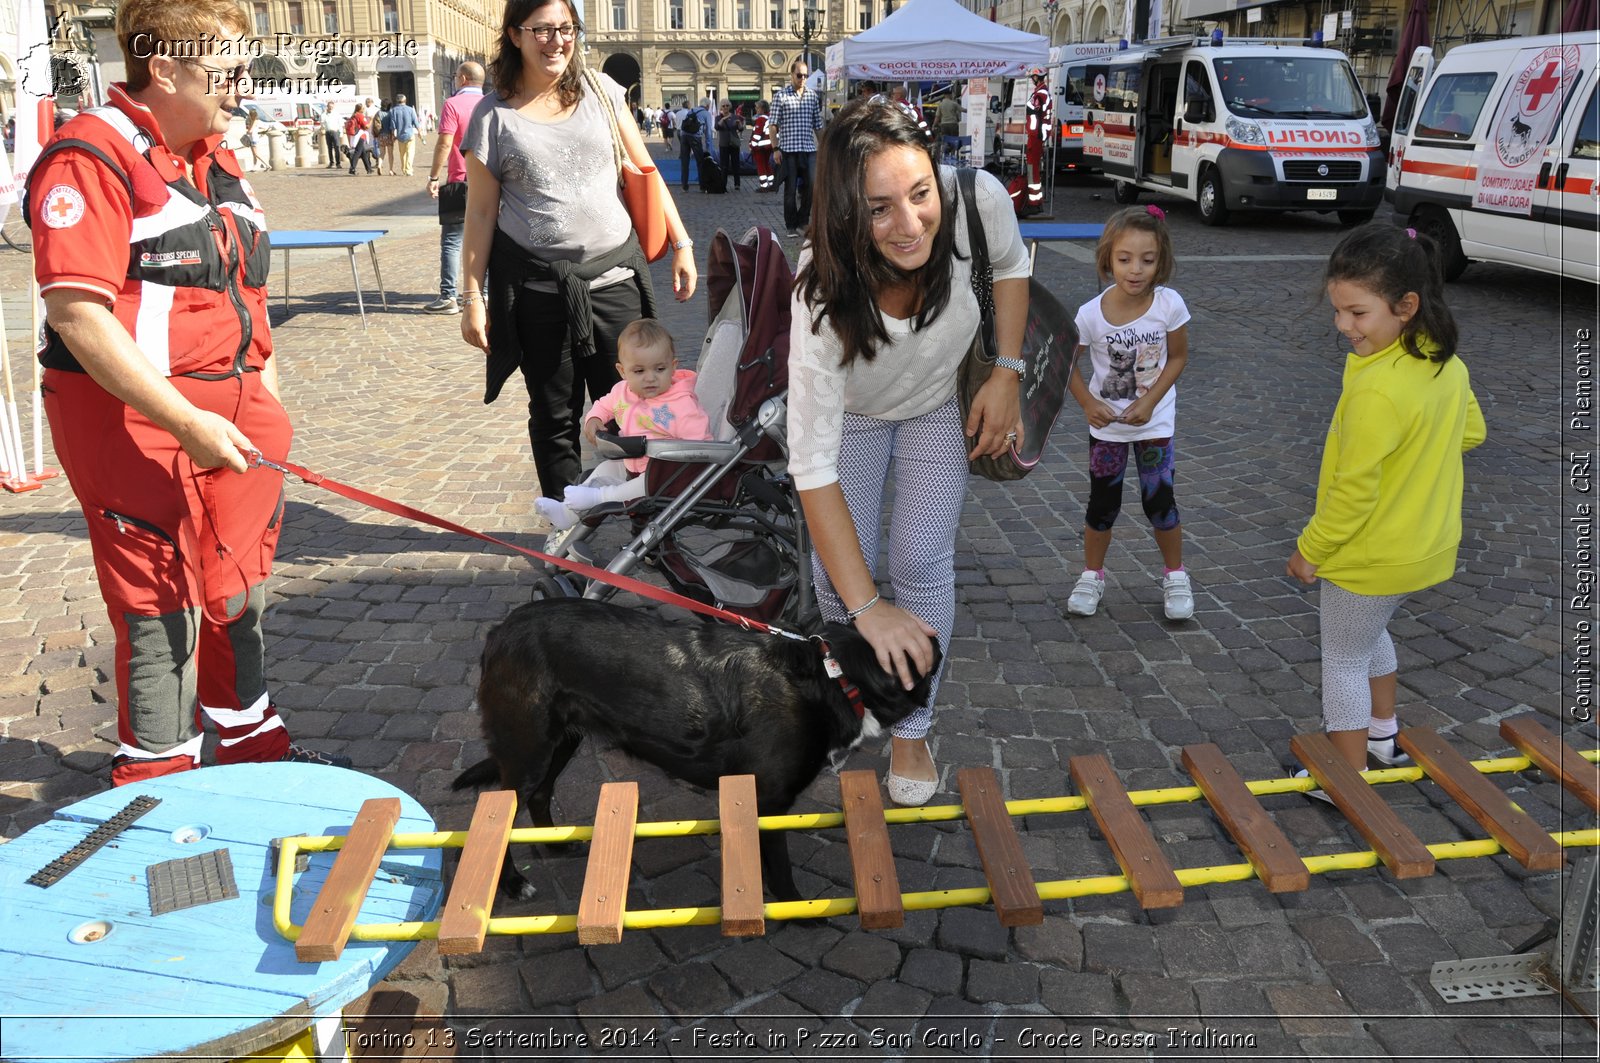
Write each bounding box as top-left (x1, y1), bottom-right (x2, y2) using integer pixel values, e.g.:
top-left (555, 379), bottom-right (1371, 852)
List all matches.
top-left (824, 0), bottom-right (1049, 82)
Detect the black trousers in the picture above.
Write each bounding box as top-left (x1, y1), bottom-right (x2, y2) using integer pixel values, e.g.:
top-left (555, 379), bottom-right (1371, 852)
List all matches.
top-left (512, 281), bottom-right (638, 498)
top-left (679, 136), bottom-right (698, 190)
top-left (779, 150), bottom-right (815, 230)
top-left (719, 145), bottom-right (741, 189)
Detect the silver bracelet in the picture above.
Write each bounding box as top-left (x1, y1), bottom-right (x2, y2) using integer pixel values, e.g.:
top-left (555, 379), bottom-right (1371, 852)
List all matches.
top-left (460, 291), bottom-right (485, 304)
top-left (845, 593), bottom-right (881, 622)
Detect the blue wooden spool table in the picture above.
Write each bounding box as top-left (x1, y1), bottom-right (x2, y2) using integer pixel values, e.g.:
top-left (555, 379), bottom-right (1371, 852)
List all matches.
top-left (0, 764), bottom-right (443, 1062)
top-left (268, 229), bottom-right (390, 329)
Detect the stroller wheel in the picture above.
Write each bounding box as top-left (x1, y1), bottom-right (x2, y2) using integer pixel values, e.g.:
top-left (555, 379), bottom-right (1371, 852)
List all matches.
top-left (532, 575), bottom-right (578, 600)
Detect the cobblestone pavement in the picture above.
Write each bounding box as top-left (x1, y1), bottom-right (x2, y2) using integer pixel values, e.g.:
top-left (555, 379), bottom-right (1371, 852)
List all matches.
top-left (2, 145), bottom-right (1597, 1061)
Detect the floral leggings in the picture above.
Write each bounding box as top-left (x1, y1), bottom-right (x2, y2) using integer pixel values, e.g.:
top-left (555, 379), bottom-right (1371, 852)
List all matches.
top-left (1085, 435), bottom-right (1180, 532)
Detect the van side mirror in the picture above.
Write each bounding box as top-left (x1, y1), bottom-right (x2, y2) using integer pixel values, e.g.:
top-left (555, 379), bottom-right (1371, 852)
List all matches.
top-left (1184, 99), bottom-right (1211, 124)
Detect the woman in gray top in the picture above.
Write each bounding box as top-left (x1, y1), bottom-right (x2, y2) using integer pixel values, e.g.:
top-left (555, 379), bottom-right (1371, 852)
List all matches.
top-left (459, 0), bottom-right (696, 498)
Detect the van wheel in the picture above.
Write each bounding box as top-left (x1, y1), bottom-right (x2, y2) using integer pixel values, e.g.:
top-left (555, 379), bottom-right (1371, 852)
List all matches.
top-left (1411, 209), bottom-right (1469, 281)
top-left (1337, 209), bottom-right (1375, 226)
top-left (1111, 181), bottom-right (1139, 204)
top-left (1196, 168), bottom-right (1230, 226)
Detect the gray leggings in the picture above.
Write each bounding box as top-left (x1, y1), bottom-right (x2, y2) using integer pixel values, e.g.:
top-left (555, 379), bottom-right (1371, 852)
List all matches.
top-left (1320, 582), bottom-right (1404, 733)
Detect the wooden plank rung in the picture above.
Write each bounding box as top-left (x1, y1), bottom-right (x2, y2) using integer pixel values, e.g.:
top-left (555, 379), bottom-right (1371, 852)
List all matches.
top-left (957, 767), bottom-right (1043, 927)
top-left (577, 782), bottom-right (639, 945)
top-left (1181, 743), bottom-right (1309, 893)
top-left (1290, 733), bottom-right (1434, 879)
top-left (839, 770), bottom-right (903, 930)
top-left (438, 790), bottom-right (517, 955)
top-left (1068, 754), bottom-right (1183, 909)
top-left (1398, 727), bottom-right (1563, 872)
top-left (297, 797), bottom-right (402, 962)
top-left (1500, 715), bottom-right (1600, 814)
top-left (718, 775), bottom-right (765, 937)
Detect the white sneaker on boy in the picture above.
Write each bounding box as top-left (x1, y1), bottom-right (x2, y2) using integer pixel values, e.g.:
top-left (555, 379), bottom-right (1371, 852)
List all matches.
top-left (1066, 571), bottom-right (1105, 616)
top-left (1162, 570), bottom-right (1195, 621)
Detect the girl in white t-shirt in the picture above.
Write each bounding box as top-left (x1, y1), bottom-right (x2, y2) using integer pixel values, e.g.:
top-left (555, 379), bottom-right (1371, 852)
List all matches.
top-left (1066, 206), bottom-right (1195, 622)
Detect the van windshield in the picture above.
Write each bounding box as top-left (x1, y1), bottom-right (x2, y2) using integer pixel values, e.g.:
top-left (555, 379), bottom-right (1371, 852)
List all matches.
top-left (1214, 57), bottom-right (1367, 119)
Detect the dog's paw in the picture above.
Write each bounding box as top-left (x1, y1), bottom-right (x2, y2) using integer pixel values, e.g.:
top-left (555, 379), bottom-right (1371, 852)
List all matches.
top-left (507, 881), bottom-right (539, 901)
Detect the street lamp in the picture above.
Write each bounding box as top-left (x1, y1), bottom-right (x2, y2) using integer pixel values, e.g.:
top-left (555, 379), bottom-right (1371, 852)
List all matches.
top-left (789, 3), bottom-right (822, 73)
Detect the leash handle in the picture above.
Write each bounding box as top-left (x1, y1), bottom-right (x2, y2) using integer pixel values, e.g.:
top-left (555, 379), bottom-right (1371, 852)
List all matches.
top-left (270, 457), bottom-right (804, 639)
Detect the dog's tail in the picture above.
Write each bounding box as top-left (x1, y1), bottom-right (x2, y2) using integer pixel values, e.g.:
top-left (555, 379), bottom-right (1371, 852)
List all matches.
top-left (452, 757), bottom-right (499, 792)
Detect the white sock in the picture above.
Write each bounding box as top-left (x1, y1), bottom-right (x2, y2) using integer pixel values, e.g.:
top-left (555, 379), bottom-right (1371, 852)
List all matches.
top-left (534, 496), bottom-right (576, 530)
top-left (1368, 716), bottom-right (1399, 740)
top-left (563, 484), bottom-right (604, 511)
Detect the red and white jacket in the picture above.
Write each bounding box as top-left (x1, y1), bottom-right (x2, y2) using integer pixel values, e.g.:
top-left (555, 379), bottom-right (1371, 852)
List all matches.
top-left (749, 114), bottom-right (773, 151)
top-left (27, 84), bottom-right (274, 379)
top-left (1027, 81), bottom-right (1054, 141)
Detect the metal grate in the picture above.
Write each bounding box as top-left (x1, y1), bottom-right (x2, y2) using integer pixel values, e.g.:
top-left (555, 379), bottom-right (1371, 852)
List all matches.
top-left (1282, 159), bottom-right (1364, 182)
top-left (1430, 954), bottom-right (1556, 1003)
top-left (147, 849), bottom-right (240, 916)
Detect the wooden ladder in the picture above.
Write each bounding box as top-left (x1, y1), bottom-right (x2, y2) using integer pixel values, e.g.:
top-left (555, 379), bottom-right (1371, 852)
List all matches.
top-left (291, 714), bottom-right (1595, 959)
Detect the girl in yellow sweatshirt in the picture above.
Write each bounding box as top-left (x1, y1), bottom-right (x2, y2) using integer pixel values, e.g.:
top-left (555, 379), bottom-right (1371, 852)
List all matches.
top-left (1288, 224), bottom-right (1486, 776)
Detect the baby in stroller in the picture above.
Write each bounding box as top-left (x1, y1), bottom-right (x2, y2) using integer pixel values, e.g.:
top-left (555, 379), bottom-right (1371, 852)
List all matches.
top-left (534, 318), bottom-right (713, 531)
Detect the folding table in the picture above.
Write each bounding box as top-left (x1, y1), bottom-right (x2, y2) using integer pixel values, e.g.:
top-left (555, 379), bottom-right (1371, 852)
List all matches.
top-left (269, 229), bottom-right (390, 329)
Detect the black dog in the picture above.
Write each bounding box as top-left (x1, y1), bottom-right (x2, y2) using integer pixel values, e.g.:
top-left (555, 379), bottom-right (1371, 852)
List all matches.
top-left (452, 597), bottom-right (940, 902)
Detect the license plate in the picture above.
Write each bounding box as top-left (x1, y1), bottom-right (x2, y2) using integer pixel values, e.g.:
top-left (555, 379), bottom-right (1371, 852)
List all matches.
top-left (1307, 188), bottom-right (1337, 201)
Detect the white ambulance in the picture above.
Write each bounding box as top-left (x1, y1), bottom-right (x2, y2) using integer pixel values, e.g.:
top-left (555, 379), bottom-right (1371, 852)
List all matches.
top-left (1386, 32), bottom-right (1599, 283)
top-left (1052, 42), bottom-right (1121, 173)
top-left (1084, 33), bottom-right (1385, 225)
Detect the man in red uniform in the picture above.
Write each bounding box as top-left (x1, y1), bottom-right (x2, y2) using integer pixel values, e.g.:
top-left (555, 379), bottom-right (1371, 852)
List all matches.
top-left (28, 0), bottom-right (347, 784)
top-left (1024, 65), bottom-right (1054, 215)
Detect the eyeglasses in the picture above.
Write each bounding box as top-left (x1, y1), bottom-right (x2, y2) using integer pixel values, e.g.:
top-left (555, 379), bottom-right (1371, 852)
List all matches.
top-left (516, 23), bottom-right (578, 42)
top-left (792, 70), bottom-right (808, 78)
top-left (176, 58), bottom-right (252, 88)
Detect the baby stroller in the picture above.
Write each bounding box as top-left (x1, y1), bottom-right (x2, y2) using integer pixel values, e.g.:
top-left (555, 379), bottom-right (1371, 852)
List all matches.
top-left (537, 226), bottom-right (815, 628)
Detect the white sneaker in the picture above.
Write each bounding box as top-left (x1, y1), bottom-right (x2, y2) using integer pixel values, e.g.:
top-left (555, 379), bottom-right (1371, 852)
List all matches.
top-left (1066, 570), bottom-right (1105, 616)
top-left (1366, 736), bottom-right (1412, 766)
top-left (1162, 570), bottom-right (1195, 621)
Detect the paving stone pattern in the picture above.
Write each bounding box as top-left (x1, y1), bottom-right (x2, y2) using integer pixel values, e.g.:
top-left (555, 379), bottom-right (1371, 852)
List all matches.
top-left (1, 149), bottom-right (1596, 1060)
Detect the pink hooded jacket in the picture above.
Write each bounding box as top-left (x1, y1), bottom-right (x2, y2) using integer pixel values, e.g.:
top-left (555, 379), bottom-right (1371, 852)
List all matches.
top-left (586, 369), bottom-right (712, 474)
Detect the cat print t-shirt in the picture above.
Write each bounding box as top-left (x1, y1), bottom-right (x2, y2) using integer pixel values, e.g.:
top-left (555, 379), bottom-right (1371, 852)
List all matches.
top-left (1074, 285), bottom-right (1190, 443)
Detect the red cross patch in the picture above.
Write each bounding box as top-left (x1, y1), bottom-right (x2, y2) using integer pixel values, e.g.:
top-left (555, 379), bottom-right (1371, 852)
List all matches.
top-left (41, 184), bottom-right (87, 229)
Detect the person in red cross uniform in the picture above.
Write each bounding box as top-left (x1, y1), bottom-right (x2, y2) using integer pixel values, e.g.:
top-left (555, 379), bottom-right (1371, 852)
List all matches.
top-left (1024, 66), bottom-right (1054, 214)
top-left (27, 0), bottom-right (348, 785)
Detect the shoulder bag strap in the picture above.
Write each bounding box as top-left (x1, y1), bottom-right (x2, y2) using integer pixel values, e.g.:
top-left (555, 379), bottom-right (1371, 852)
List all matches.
top-left (957, 166), bottom-right (998, 362)
top-left (584, 69), bottom-right (625, 181)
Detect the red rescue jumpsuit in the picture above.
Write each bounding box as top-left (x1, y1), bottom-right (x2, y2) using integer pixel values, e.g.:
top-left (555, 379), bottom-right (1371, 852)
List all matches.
top-left (1025, 78), bottom-right (1054, 211)
top-left (750, 114), bottom-right (775, 190)
top-left (29, 85), bottom-right (293, 785)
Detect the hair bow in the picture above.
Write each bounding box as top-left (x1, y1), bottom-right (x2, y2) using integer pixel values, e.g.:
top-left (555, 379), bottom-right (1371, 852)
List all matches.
top-left (1145, 204), bottom-right (1166, 221)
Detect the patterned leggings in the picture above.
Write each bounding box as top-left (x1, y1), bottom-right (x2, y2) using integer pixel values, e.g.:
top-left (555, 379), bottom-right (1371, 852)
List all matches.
top-left (811, 398), bottom-right (968, 740)
top-left (1320, 582), bottom-right (1403, 733)
top-left (1085, 435), bottom-right (1180, 532)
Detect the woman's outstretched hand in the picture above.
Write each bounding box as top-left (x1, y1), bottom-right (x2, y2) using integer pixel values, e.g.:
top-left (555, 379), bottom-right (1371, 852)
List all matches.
top-left (852, 600), bottom-right (938, 692)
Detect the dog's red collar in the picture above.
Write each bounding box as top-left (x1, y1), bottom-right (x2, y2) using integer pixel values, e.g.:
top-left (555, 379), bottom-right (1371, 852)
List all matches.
top-left (815, 638), bottom-right (867, 720)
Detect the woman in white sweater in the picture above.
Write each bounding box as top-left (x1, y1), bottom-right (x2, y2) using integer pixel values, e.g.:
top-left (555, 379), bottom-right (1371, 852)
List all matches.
top-left (789, 99), bottom-right (1030, 805)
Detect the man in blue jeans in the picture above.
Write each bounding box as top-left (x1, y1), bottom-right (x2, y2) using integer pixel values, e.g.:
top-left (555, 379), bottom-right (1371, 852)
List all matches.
top-left (425, 63), bottom-right (484, 314)
top-left (678, 97), bottom-right (712, 190)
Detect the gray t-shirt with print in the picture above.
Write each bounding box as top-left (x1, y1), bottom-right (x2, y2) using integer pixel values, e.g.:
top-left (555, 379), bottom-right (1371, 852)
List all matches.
top-left (461, 73), bottom-right (632, 289)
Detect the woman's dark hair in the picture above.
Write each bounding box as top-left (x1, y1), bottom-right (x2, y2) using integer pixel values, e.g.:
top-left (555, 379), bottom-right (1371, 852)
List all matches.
top-left (1325, 222), bottom-right (1458, 366)
top-left (489, 0), bottom-right (586, 108)
top-left (796, 98), bottom-right (959, 367)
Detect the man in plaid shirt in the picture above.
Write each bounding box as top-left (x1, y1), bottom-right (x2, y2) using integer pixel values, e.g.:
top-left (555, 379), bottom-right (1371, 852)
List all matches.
top-left (771, 59), bottom-right (825, 237)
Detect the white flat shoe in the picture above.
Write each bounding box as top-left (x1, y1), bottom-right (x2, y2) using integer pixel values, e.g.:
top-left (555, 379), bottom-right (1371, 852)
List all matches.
top-left (884, 769), bottom-right (938, 807)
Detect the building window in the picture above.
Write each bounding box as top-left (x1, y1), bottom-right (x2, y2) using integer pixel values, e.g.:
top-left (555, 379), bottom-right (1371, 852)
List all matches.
top-left (670, 0), bottom-right (684, 29)
top-left (859, 0), bottom-right (872, 28)
top-left (322, 1), bottom-right (338, 33)
top-left (736, 0), bottom-right (751, 28)
top-left (768, 1), bottom-right (783, 29)
top-left (382, 0), bottom-right (400, 33)
top-left (287, 2), bottom-right (305, 35)
top-left (703, 0), bottom-right (717, 28)
top-left (612, 0), bottom-right (627, 29)
top-left (253, 3), bottom-right (270, 36)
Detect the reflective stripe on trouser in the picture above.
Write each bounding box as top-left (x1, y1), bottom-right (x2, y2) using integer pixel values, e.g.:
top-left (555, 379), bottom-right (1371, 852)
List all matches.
top-left (1026, 137), bottom-right (1045, 205)
top-left (44, 368), bottom-right (293, 772)
top-left (810, 397), bottom-right (967, 740)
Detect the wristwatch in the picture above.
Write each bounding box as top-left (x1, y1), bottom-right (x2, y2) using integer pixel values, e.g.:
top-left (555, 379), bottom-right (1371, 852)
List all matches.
top-left (995, 355), bottom-right (1026, 374)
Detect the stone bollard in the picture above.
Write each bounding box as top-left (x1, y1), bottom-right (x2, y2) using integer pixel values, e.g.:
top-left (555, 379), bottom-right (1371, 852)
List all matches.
top-left (265, 128), bottom-right (286, 170)
top-left (293, 126), bottom-right (314, 168)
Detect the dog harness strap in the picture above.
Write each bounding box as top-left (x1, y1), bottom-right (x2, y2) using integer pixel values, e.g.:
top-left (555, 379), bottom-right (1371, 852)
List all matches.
top-left (817, 638), bottom-right (867, 720)
top-left (268, 457), bottom-right (810, 641)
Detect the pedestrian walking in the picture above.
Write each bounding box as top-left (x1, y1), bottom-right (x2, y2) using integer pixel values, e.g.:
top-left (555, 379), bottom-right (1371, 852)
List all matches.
top-left (26, 0), bottom-right (348, 785)
top-left (1064, 206), bottom-right (1195, 622)
top-left (425, 62), bottom-right (485, 315)
top-left (458, 0), bottom-right (697, 500)
top-left (715, 99), bottom-right (743, 191)
top-left (771, 59), bottom-right (825, 237)
top-left (240, 108), bottom-right (266, 168)
top-left (320, 99), bottom-right (345, 166)
top-left (788, 99), bottom-right (1028, 807)
top-left (749, 99), bottom-right (774, 190)
top-left (345, 102), bottom-right (375, 173)
top-left (677, 97), bottom-right (710, 192)
top-left (376, 99), bottom-right (396, 175)
top-left (1288, 224), bottom-right (1485, 778)
top-left (388, 93), bottom-right (419, 176)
